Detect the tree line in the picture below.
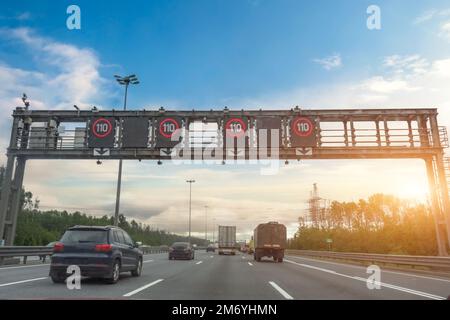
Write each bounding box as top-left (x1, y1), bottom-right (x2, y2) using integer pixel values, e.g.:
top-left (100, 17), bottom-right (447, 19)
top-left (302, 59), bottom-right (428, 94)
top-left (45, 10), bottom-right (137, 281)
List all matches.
top-left (289, 194), bottom-right (439, 255)
top-left (14, 209), bottom-right (207, 246)
top-left (1, 165), bottom-right (207, 246)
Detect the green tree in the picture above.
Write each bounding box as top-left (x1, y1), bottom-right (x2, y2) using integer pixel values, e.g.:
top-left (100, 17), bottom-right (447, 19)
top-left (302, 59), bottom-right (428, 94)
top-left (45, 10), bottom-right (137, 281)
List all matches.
top-left (291, 194), bottom-right (438, 256)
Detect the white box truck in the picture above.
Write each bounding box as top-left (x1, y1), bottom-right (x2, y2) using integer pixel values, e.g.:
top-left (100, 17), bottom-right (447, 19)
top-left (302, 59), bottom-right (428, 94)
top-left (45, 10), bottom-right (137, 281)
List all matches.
top-left (218, 225), bottom-right (236, 255)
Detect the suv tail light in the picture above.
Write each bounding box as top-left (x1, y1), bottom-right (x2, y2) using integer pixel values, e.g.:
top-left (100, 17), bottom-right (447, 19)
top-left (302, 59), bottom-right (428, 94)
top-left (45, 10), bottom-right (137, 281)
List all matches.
top-left (53, 242), bottom-right (64, 252)
top-left (95, 244), bottom-right (112, 252)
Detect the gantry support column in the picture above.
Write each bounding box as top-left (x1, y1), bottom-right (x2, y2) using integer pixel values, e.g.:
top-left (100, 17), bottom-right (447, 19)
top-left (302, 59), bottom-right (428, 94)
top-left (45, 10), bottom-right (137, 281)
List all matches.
top-left (0, 117), bottom-right (20, 244)
top-left (424, 157), bottom-right (448, 256)
top-left (434, 153), bottom-right (450, 251)
top-left (419, 114), bottom-right (448, 255)
top-left (0, 156), bottom-right (15, 243)
top-left (429, 114), bottom-right (450, 250)
top-left (4, 157), bottom-right (27, 245)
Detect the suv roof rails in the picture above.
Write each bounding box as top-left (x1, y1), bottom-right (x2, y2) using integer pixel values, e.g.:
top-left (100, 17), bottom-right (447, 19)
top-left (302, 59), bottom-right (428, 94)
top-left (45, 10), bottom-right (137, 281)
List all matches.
top-left (69, 225), bottom-right (120, 230)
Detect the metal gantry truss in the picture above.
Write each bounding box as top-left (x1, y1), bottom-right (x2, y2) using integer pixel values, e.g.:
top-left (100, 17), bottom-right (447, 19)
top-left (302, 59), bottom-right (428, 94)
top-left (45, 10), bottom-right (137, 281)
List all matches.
top-left (0, 106), bottom-right (449, 254)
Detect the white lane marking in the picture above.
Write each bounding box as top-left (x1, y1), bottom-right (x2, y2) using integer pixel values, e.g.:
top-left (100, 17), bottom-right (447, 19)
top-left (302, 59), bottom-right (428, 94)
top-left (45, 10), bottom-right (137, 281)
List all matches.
top-left (0, 264), bottom-right (50, 271)
top-left (242, 256), bottom-right (245, 259)
top-left (196, 261), bottom-right (203, 265)
top-left (0, 277), bottom-right (48, 287)
top-left (352, 276), bottom-right (444, 300)
top-left (123, 279), bottom-right (164, 297)
top-left (286, 255), bottom-right (450, 283)
top-left (210, 256), bottom-right (214, 258)
top-left (285, 259), bottom-right (445, 300)
top-left (269, 281), bottom-right (294, 300)
top-left (248, 262), bottom-right (253, 266)
top-left (143, 260), bottom-right (153, 263)
top-left (292, 263), bottom-right (338, 275)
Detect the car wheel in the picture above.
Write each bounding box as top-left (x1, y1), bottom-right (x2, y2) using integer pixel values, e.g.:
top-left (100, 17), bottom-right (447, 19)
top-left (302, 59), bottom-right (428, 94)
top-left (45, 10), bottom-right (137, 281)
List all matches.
top-left (278, 258), bottom-right (283, 263)
top-left (106, 259), bottom-right (120, 284)
top-left (51, 274), bottom-right (66, 284)
top-left (131, 257), bottom-right (142, 277)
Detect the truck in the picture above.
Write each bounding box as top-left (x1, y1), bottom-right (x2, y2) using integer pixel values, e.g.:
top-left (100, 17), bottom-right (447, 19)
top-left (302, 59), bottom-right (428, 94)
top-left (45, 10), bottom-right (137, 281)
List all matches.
top-left (218, 225), bottom-right (236, 255)
top-left (253, 222), bottom-right (286, 262)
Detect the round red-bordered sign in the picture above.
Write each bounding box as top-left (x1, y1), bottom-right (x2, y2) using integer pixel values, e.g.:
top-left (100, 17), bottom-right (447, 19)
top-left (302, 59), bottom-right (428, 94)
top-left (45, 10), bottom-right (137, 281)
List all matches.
top-left (225, 118), bottom-right (247, 138)
top-left (159, 118), bottom-right (180, 139)
top-left (292, 117), bottom-right (314, 137)
top-left (92, 118), bottom-right (113, 138)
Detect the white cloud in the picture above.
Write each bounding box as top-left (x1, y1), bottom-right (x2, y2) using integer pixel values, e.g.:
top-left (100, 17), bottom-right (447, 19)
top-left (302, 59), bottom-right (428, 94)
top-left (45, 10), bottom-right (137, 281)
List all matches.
top-left (0, 12), bottom-right (32, 21)
top-left (413, 10), bottom-right (437, 24)
top-left (439, 9), bottom-right (450, 17)
top-left (16, 12), bottom-right (31, 21)
top-left (383, 55), bottom-right (430, 75)
top-left (0, 27), bottom-right (114, 163)
top-left (413, 8), bottom-right (450, 24)
top-left (358, 76), bottom-right (418, 94)
top-left (0, 28), bottom-right (106, 109)
top-left (313, 54), bottom-right (342, 70)
top-left (439, 21), bottom-right (450, 41)
top-left (413, 9), bottom-right (450, 42)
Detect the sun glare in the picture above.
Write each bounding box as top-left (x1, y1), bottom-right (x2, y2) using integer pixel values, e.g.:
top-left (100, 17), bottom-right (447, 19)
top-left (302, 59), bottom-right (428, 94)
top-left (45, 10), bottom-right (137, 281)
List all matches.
top-left (396, 182), bottom-right (429, 202)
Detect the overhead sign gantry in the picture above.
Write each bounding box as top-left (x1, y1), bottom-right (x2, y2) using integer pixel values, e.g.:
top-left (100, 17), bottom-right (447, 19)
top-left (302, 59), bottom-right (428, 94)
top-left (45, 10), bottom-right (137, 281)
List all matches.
top-left (0, 106), bottom-right (449, 255)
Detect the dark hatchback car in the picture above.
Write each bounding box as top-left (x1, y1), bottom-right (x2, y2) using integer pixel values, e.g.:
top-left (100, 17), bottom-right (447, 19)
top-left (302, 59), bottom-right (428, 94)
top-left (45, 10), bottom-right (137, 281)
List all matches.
top-left (168, 242), bottom-right (195, 260)
top-left (206, 244), bottom-right (215, 252)
top-left (49, 226), bottom-right (143, 284)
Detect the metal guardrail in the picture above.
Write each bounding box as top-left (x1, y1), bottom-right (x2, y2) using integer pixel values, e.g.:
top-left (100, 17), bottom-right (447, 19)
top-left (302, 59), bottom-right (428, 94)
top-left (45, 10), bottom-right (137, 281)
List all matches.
top-left (286, 250), bottom-right (450, 271)
top-left (140, 246), bottom-right (170, 254)
top-left (0, 246), bottom-right (53, 265)
top-left (0, 245), bottom-right (171, 265)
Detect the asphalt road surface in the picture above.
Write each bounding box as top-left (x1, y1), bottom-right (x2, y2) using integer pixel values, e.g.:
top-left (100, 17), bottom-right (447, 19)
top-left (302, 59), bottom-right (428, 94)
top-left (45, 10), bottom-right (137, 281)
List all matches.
top-left (0, 251), bottom-right (449, 299)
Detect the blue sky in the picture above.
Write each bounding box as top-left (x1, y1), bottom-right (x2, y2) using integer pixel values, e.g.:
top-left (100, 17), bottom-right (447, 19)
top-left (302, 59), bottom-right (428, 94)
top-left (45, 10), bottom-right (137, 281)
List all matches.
top-left (1, 1), bottom-right (450, 239)
top-left (2, 0), bottom-right (450, 108)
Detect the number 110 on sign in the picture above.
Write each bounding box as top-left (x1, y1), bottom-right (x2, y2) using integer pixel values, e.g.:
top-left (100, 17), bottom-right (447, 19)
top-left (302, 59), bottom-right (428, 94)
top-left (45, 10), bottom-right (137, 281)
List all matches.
top-left (292, 117), bottom-right (314, 137)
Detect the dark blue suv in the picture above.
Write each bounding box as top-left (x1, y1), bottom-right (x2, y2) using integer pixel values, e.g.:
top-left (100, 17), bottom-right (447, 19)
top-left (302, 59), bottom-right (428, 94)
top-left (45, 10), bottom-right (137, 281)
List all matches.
top-left (49, 226), bottom-right (143, 284)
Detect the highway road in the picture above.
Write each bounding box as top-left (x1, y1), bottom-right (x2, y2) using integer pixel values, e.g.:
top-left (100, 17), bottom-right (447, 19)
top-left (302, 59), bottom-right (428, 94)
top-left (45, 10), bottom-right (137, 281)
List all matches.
top-left (0, 251), bottom-right (449, 299)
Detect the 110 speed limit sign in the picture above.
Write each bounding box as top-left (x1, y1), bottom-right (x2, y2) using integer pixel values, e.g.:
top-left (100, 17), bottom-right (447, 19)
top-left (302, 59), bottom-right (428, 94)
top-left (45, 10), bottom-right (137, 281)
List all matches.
top-left (290, 117), bottom-right (317, 147)
top-left (156, 117), bottom-right (182, 148)
top-left (225, 118), bottom-right (247, 138)
top-left (88, 117), bottom-right (116, 148)
top-left (92, 118), bottom-right (113, 138)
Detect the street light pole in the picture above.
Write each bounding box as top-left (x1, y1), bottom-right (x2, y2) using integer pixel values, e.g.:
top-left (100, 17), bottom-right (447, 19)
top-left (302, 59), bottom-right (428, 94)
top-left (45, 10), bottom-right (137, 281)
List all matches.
top-left (186, 180), bottom-right (195, 244)
top-left (212, 218), bottom-right (216, 243)
top-left (204, 205), bottom-right (208, 246)
top-left (113, 74), bottom-right (139, 226)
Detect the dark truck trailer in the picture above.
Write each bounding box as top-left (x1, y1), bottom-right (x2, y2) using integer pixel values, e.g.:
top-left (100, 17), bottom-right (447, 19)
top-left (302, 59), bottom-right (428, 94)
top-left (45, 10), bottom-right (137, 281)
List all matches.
top-left (253, 222), bottom-right (286, 262)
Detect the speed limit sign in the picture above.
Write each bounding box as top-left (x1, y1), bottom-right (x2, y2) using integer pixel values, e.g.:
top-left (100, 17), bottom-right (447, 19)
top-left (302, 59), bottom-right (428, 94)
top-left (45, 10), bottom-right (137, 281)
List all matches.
top-left (290, 116), bottom-right (317, 147)
top-left (225, 118), bottom-right (247, 138)
top-left (159, 118), bottom-right (180, 138)
top-left (156, 117), bottom-right (182, 148)
top-left (92, 118), bottom-right (113, 138)
top-left (88, 117), bottom-right (116, 148)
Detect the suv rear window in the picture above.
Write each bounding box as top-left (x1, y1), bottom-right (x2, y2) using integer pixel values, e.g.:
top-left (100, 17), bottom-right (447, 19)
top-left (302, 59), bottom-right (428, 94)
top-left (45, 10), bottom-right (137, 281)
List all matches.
top-left (61, 230), bottom-right (108, 244)
top-left (172, 242), bottom-right (188, 249)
